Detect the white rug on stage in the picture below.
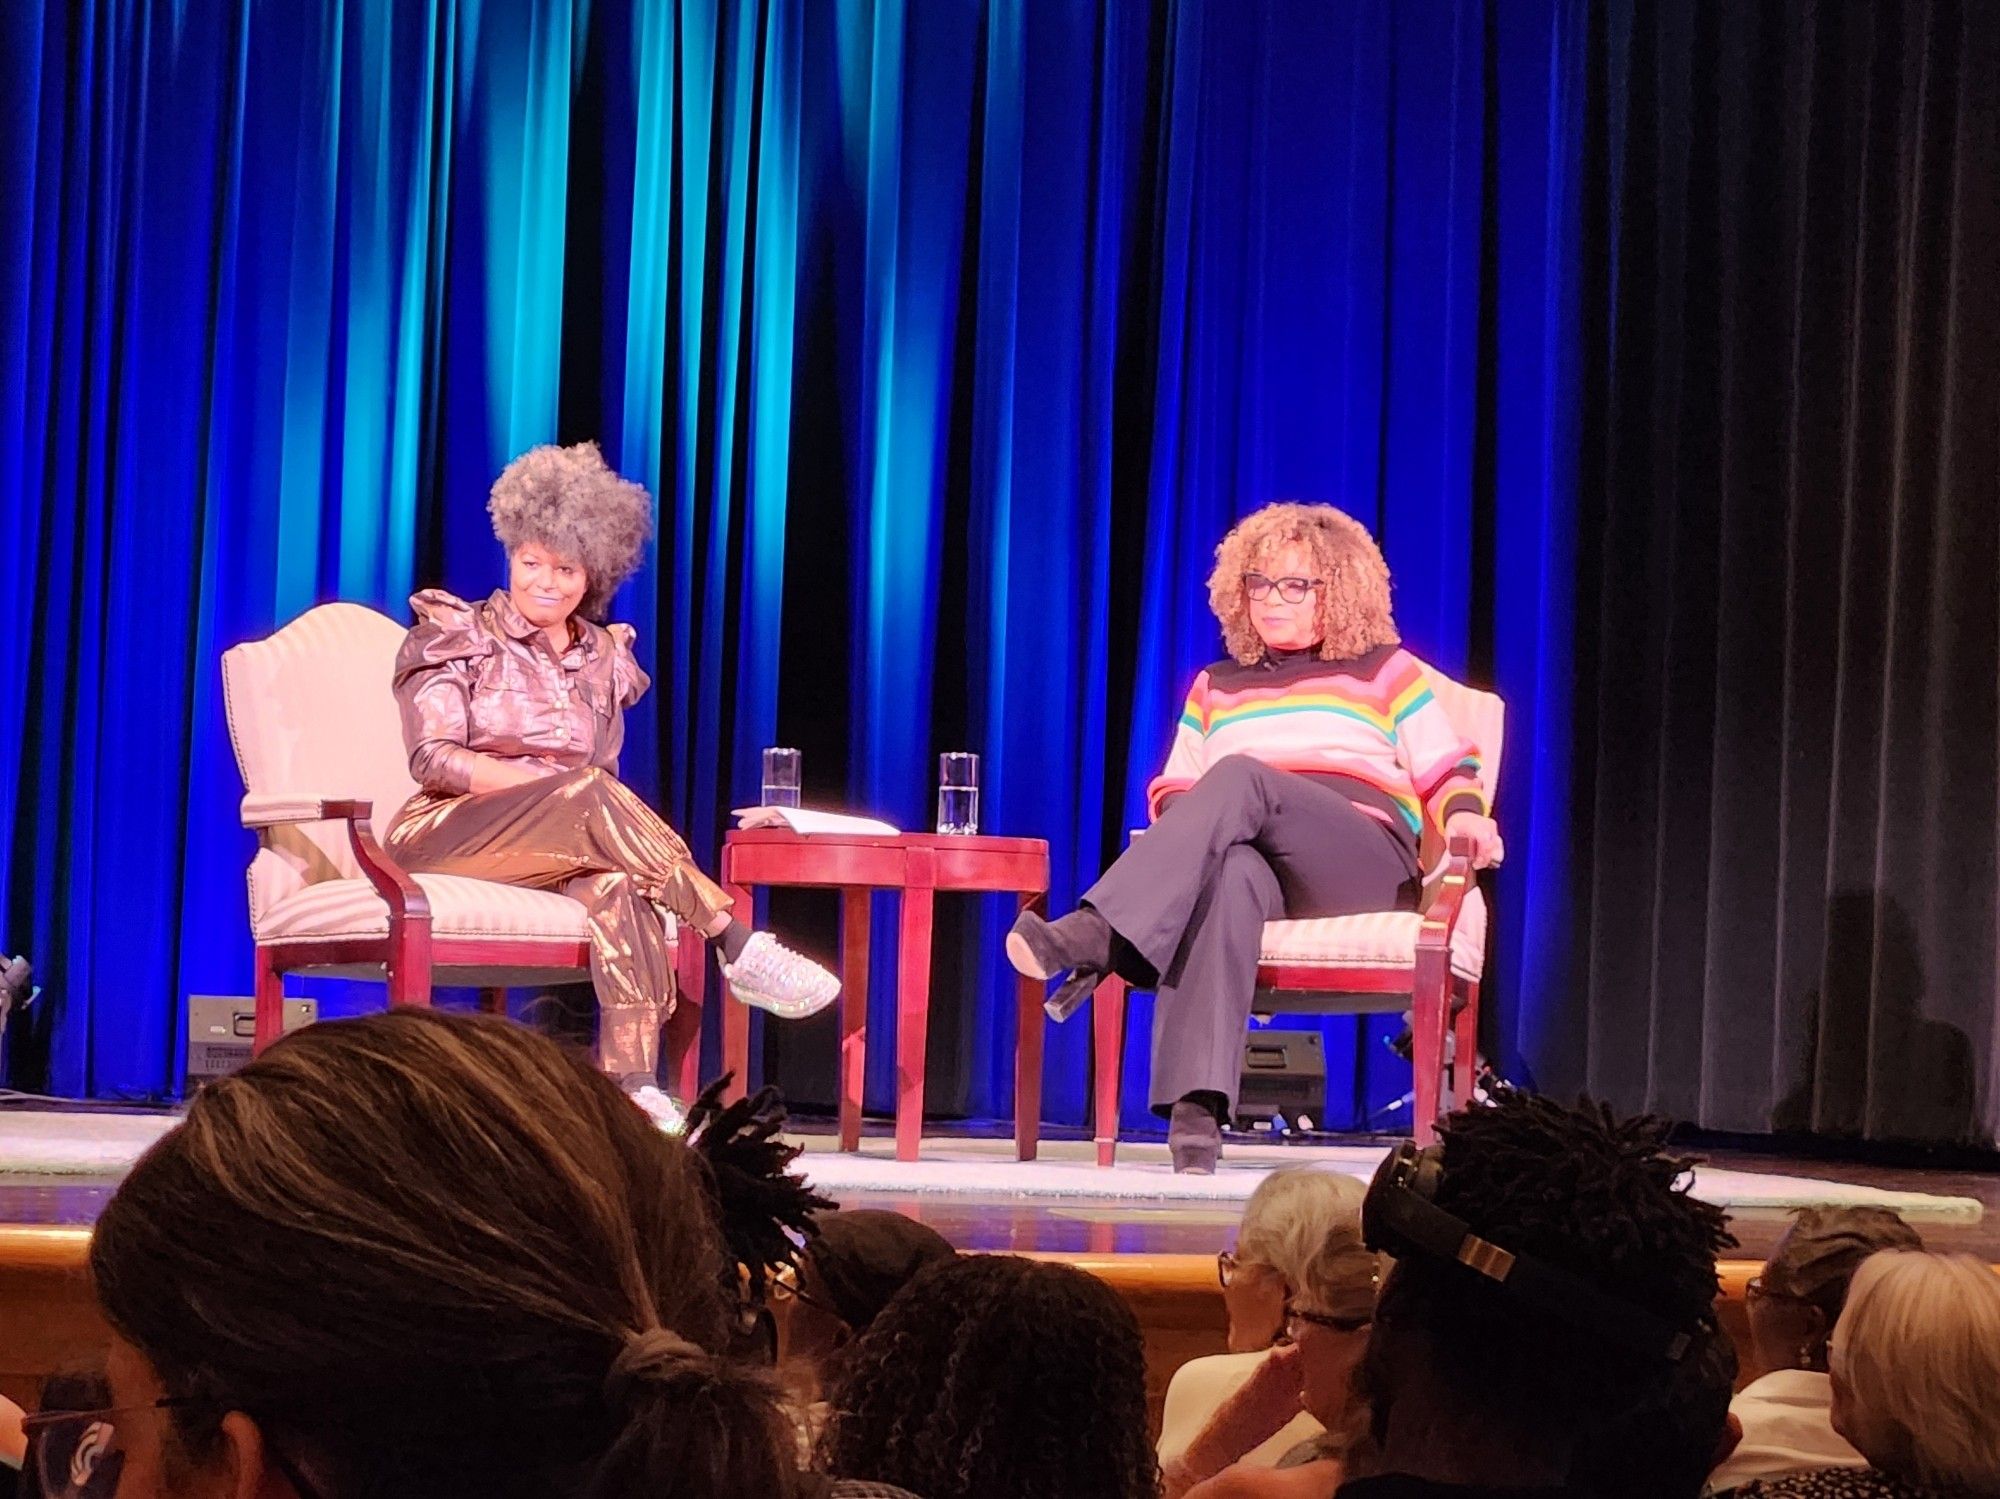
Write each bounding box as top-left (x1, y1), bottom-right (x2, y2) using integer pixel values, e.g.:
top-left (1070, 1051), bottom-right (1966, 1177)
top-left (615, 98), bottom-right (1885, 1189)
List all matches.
top-left (0, 1111), bottom-right (1983, 1226)
top-left (790, 1136), bottom-right (1988, 1224)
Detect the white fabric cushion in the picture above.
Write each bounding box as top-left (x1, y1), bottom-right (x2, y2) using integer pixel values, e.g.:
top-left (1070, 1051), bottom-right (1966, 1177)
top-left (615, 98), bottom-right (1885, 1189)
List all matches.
top-left (257, 874), bottom-right (593, 945)
top-left (1259, 887), bottom-right (1487, 983)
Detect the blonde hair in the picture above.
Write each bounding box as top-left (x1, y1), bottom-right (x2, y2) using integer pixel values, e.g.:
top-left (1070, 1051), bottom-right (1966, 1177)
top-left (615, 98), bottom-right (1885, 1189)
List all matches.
top-left (1237, 1168), bottom-right (1371, 1301)
top-left (1206, 502), bottom-right (1399, 664)
top-left (488, 441), bottom-right (654, 620)
top-left (1831, 1250), bottom-right (2000, 1491)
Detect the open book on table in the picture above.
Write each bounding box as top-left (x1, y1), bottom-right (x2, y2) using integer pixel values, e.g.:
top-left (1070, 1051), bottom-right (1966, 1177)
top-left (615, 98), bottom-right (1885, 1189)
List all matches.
top-left (730, 806), bottom-right (901, 837)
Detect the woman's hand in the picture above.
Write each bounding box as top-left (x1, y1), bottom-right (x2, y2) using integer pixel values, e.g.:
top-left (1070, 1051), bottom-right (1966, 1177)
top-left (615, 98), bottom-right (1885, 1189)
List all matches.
top-left (465, 754), bottom-right (555, 796)
top-left (1444, 811), bottom-right (1504, 869)
top-left (1170, 1344), bottom-right (1307, 1495)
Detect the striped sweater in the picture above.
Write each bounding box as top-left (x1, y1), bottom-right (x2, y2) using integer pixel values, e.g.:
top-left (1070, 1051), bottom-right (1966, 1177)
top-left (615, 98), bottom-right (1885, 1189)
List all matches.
top-left (1146, 645), bottom-right (1487, 851)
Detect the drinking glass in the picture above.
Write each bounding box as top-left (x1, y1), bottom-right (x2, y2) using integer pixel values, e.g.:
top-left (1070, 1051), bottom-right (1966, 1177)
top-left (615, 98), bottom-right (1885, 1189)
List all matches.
top-left (760, 747), bottom-right (802, 809)
top-left (936, 752), bottom-right (980, 835)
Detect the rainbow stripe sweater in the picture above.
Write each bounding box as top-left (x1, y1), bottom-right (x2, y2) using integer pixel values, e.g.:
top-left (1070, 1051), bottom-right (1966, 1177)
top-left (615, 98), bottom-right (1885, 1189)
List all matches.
top-left (1145, 645), bottom-right (1487, 851)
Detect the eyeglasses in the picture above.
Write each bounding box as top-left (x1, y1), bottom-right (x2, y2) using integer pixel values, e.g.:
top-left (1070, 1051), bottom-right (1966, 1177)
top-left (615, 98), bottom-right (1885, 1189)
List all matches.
top-left (1243, 573), bottom-right (1322, 605)
top-left (21, 1399), bottom-right (192, 1498)
top-left (1216, 1250), bottom-right (1270, 1289)
top-left (24, 1399), bottom-right (329, 1499)
top-left (1744, 1276), bottom-right (1814, 1305)
top-left (1285, 1304), bottom-right (1374, 1340)
top-left (770, 1263), bottom-right (841, 1318)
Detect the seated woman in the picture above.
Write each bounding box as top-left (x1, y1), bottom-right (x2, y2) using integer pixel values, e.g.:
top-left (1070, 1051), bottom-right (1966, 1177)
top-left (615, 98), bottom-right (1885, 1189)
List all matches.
top-left (1709, 1207), bottom-right (1924, 1491)
top-left (1159, 1169), bottom-right (1366, 1472)
top-left (389, 441), bottom-right (838, 1126)
top-left (1007, 502), bottom-right (1502, 1171)
top-left (816, 1255), bottom-right (1158, 1499)
top-left (66, 1008), bottom-right (906, 1499)
top-left (1722, 1249), bottom-right (2000, 1499)
top-left (1162, 1173), bottom-right (1381, 1499)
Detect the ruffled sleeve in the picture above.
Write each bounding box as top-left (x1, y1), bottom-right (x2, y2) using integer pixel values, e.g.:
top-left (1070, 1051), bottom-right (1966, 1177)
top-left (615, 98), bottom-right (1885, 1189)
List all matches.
top-left (605, 620), bottom-right (651, 709)
top-left (392, 590), bottom-right (494, 795)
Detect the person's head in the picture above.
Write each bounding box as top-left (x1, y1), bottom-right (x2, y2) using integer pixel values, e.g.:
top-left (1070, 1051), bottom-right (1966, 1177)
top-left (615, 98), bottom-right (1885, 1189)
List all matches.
top-left (488, 440), bottom-right (653, 627)
top-left (776, 1209), bottom-right (957, 1384)
top-left (1567, 1328), bottom-right (1739, 1499)
top-left (89, 1008), bottom-right (798, 1499)
top-left (1358, 1093), bottom-right (1733, 1484)
top-left (1223, 1168), bottom-right (1368, 1352)
top-left (1748, 1205), bottom-right (1922, 1377)
top-left (817, 1255), bottom-right (1157, 1499)
top-left (1286, 1194), bottom-right (1383, 1438)
top-left (1207, 502), bottom-right (1398, 662)
top-left (1828, 1249), bottom-right (2000, 1493)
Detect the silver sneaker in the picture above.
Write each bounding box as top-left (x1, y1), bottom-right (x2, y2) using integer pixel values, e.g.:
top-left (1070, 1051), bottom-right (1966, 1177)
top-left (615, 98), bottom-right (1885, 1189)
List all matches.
top-left (626, 1084), bottom-right (688, 1134)
top-left (721, 931), bottom-right (840, 1019)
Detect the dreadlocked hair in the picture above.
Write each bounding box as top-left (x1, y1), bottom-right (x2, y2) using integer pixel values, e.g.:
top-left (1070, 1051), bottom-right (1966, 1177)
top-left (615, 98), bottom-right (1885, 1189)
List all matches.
top-left (816, 1255), bottom-right (1158, 1499)
top-left (687, 1074), bottom-right (834, 1303)
top-left (1367, 1090), bottom-right (1735, 1444)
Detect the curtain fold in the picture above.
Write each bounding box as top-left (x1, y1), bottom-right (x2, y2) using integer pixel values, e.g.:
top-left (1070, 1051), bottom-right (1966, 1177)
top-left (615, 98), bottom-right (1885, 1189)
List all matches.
top-left (4, 0), bottom-right (1595, 1139)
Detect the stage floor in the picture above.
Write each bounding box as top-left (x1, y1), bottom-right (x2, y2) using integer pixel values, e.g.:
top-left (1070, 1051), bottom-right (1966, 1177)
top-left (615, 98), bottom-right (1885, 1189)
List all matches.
top-left (3, 1113), bottom-right (1995, 1263)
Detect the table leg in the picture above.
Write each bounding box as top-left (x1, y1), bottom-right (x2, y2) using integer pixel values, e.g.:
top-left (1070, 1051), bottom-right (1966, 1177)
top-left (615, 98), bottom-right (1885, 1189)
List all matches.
top-left (895, 879), bottom-right (936, 1163)
top-left (721, 882), bottom-right (753, 1104)
top-left (1014, 890), bottom-right (1045, 1162)
top-left (839, 889), bottom-right (872, 1152)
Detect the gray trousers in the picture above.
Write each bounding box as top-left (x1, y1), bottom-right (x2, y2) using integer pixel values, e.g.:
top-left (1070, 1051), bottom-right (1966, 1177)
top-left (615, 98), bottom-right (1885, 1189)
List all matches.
top-left (1084, 755), bottom-right (1419, 1115)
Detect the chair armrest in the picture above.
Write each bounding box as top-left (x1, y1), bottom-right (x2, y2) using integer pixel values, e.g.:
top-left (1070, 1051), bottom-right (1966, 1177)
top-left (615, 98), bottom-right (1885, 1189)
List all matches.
top-left (241, 794), bottom-right (374, 829)
top-left (1418, 837), bottom-right (1476, 945)
top-left (240, 795), bottom-right (430, 925)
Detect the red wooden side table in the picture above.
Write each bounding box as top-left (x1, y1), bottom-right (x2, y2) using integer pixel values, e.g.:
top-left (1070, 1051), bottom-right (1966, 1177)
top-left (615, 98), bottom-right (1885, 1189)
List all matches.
top-left (719, 829), bottom-right (1050, 1162)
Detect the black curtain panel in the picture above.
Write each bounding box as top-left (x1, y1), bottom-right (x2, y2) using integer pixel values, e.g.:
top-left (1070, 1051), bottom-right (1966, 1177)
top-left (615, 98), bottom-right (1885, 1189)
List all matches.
top-left (1546, 0), bottom-right (2000, 1142)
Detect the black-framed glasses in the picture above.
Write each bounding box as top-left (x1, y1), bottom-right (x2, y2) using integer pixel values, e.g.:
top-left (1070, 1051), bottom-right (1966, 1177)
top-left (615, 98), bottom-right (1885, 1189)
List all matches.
top-left (22, 1398), bottom-right (195, 1498)
top-left (24, 1398), bottom-right (329, 1499)
top-left (1243, 573), bottom-right (1322, 604)
top-left (770, 1264), bottom-right (841, 1318)
top-left (1285, 1304), bottom-right (1374, 1339)
top-left (1217, 1250), bottom-right (1238, 1287)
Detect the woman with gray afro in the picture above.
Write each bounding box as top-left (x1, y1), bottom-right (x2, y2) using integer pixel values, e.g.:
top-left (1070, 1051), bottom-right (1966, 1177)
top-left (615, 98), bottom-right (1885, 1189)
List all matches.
top-left (386, 442), bottom-right (838, 1129)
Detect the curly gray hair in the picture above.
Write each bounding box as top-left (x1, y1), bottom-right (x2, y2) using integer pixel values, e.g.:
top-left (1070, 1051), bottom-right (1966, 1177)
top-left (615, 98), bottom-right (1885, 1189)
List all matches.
top-left (487, 441), bottom-right (654, 620)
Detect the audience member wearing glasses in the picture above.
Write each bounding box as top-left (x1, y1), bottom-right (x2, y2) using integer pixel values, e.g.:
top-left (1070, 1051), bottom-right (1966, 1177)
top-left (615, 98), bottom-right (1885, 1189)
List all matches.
top-left (1160, 1169), bottom-right (1369, 1476)
top-left (1709, 1207), bottom-right (1924, 1491)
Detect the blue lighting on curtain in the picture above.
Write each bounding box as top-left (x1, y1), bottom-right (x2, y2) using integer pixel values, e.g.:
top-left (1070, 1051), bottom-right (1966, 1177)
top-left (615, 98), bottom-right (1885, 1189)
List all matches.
top-left (2, 0), bottom-right (1587, 1131)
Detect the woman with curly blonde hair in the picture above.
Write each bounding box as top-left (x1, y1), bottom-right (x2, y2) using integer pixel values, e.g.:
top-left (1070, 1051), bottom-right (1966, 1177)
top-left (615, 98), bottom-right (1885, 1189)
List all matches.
top-left (1007, 503), bottom-right (1501, 1171)
top-left (387, 442), bottom-right (838, 1129)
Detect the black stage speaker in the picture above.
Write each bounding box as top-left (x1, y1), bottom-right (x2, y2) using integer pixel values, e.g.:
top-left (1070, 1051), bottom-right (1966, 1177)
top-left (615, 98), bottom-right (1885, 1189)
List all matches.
top-left (1234, 1028), bottom-right (1326, 1130)
top-left (185, 995), bottom-right (317, 1090)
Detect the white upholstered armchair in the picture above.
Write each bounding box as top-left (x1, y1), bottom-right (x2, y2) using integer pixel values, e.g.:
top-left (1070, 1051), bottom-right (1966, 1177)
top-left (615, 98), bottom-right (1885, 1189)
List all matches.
top-left (220, 603), bottom-right (704, 1089)
top-left (1087, 669), bottom-right (1504, 1161)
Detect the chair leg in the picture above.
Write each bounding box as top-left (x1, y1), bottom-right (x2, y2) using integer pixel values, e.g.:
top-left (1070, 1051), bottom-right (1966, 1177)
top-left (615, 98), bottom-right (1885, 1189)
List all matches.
top-left (721, 883), bottom-right (752, 1102)
top-left (477, 987), bottom-right (508, 1016)
top-left (1094, 976), bottom-right (1128, 1167)
top-left (1014, 891), bottom-right (1046, 1162)
top-left (1410, 948), bottom-right (1449, 1145)
top-left (385, 918), bottom-right (434, 1007)
top-left (252, 949), bottom-right (285, 1054)
top-left (1452, 979), bottom-right (1481, 1110)
top-left (667, 932), bottom-right (707, 1100)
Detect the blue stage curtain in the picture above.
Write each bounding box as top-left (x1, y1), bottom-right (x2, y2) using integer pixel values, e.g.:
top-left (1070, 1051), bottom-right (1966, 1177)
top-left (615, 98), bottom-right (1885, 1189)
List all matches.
top-left (1, 0), bottom-right (1587, 1132)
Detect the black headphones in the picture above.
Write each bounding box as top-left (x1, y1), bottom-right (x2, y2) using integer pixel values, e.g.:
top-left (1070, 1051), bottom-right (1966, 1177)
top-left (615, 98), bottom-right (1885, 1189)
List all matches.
top-left (1361, 1139), bottom-right (1697, 1363)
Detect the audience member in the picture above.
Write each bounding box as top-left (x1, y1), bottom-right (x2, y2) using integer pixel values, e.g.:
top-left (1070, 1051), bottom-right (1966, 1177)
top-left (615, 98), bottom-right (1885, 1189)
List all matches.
top-left (16, 1367), bottom-right (115, 1499)
top-left (1159, 1169), bottom-right (1366, 1474)
top-left (775, 1210), bottom-right (958, 1437)
top-left (1710, 1208), bottom-right (1924, 1491)
top-left (1339, 1091), bottom-right (1733, 1499)
top-left (77, 1008), bottom-right (904, 1499)
top-left (1, 1392), bottom-right (21, 1499)
top-left (817, 1254), bottom-right (1157, 1499)
top-left (1569, 1326), bottom-right (1739, 1499)
top-left (1723, 1250), bottom-right (2000, 1499)
top-left (1165, 1176), bottom-right (1381, 1499)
